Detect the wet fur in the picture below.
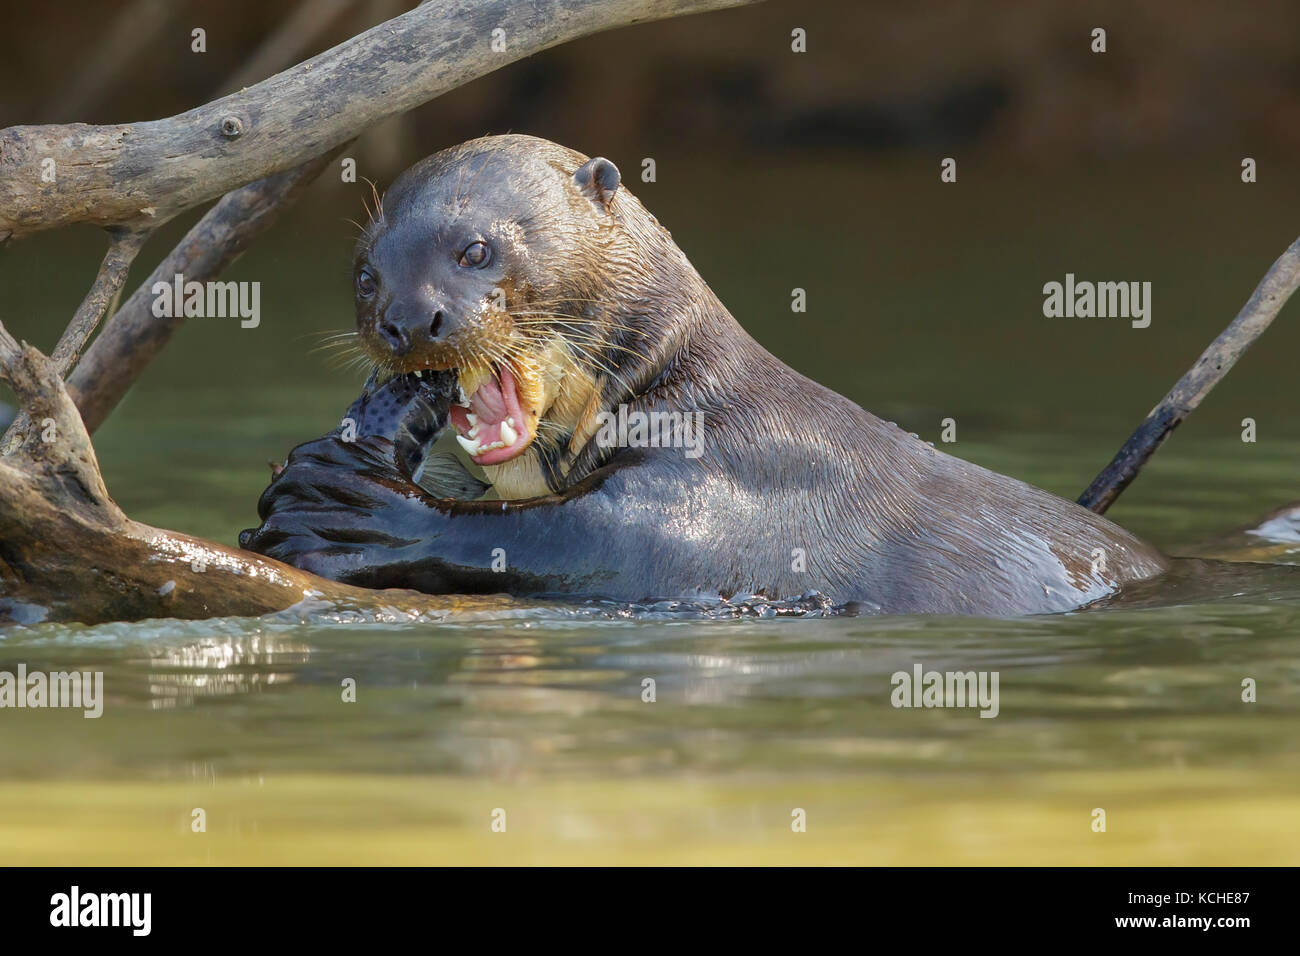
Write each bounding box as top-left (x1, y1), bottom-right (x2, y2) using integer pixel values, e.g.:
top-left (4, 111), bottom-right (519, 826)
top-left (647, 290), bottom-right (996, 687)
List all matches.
top-left (251, 135), bottom-right (1169, 615)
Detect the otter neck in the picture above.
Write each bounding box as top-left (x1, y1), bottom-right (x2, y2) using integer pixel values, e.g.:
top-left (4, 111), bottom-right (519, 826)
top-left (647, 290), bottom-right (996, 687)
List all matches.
top-left (489, 252), bottom-right (744, 500)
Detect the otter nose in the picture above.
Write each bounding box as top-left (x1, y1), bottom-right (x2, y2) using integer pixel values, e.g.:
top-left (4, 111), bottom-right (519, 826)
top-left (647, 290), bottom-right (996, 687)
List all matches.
top-left (377, 317), bottom-right (412, 355)
top-left (380, 291), bottom-right (449, 354)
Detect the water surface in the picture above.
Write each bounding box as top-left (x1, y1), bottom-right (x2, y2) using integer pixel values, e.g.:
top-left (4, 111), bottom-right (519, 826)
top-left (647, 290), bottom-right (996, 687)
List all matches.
top-left (1, 156), bottom-right (1298, 864)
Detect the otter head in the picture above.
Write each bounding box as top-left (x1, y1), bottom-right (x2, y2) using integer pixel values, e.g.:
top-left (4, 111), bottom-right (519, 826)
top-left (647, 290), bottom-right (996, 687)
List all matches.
top-left (354, 135), bottom-right (651, 492)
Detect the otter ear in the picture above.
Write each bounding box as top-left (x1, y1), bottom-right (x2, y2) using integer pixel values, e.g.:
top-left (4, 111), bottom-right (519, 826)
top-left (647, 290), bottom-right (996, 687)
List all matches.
top-left (574, 157), bottom-right (620, 212)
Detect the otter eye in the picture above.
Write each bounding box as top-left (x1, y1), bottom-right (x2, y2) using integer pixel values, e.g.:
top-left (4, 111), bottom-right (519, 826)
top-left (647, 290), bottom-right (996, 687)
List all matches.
top-left (356, 268), bottom-right (377, 299)
top-left (458, 241), bottom-right (491, 268)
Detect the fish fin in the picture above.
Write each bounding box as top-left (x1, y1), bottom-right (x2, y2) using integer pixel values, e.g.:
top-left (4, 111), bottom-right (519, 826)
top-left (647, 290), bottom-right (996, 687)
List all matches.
top-left (414, 451), bottom-right (491, 500)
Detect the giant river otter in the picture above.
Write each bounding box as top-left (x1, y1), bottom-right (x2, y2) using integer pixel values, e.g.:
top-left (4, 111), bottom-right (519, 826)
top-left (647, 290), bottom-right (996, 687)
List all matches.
top-left (240, 134), bottom-right (1168, 616)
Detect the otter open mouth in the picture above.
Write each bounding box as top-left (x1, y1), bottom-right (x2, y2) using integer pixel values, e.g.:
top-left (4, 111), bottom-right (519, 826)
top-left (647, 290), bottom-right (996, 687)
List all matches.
top-left (449, 364), bottom-right (533, 465)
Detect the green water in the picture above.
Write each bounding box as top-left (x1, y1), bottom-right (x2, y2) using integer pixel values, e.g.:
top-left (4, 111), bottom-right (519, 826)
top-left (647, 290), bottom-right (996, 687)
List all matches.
top-left (1, 155), bottom-right (1299, 864)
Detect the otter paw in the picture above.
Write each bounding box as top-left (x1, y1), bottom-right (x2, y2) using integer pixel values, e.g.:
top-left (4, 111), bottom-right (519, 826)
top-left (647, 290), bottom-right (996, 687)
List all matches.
top-left (239, 435), bottom-right (428, 582)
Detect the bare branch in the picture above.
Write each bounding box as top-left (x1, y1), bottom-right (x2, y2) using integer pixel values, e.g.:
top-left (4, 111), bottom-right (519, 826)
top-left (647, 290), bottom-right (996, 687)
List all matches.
top-left (52, 227), bottom-right (151, 376)
top-left (68, 147), bottom-right (347, 434)
top-left (0, 226), bottom-right (149, 453)
top-left (0, 0), bottom-right (761, 241)
top-left (0, 319), bottom-right (110, 501)
top-left (1079, 234), bottom-right (1300, 514)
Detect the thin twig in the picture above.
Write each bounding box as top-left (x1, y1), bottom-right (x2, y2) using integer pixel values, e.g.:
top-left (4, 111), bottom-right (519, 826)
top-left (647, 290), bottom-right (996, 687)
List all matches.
top-left (50, 226), bottom-right (150, 376)
top-left (1078, 234), bottom-right (1300, 514)
top-left (1, 226), bottom-right (149, 454)
top-left (67, 147), bottom-right (346, 435)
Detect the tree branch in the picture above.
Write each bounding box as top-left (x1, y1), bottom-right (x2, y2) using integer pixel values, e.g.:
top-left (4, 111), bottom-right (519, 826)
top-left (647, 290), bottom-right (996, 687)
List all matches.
top-left (67, 147), bottom-right (346, 435)
top-left (1, 226), bottom-right (149, 454)
top-left (51, 226), bottom-right (151, 376)
top-left (0, 0), bottom-right (761, 241)
top-left (0, 320), bottom-right (514, 624)
top-left (1078, 233), bottom-right (1300, 514)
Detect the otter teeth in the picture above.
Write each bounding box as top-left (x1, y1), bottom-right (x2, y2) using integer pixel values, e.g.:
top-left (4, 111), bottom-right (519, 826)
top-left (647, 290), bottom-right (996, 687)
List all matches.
top-left (457, 435), bottom-right (509, 455)
top-left (455, 427), bottom-right (515, 457)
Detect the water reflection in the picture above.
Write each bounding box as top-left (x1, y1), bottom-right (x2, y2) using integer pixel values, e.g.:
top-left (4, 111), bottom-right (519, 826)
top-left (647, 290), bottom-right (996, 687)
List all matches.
top-left (0, 579), bottom-right (1296, 786)
top-left (138, 634), bottom-right (311, 709)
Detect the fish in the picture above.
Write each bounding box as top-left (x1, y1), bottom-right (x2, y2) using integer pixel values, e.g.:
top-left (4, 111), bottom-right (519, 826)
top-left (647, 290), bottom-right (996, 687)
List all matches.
top-left (338, 370), bottom-right (490, 500)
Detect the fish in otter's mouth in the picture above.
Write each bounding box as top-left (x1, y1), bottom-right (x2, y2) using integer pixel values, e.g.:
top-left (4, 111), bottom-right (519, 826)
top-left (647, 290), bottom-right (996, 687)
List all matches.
top-left (341, 367), bottom-right (491, 500)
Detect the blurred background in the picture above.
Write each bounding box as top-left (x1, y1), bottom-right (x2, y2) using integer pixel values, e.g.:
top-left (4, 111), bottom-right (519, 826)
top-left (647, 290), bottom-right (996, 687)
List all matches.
top-left (2, 0), bottom-right (1299, 867)
top-left (9, 0), bottom-right (1300, 161)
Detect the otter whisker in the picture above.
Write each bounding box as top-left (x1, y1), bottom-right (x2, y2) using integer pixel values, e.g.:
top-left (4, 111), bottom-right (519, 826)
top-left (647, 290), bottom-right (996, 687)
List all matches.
top-left (508, 322), bottom-right (637, 349)
top-left (508, 313), bottom-right (648, 337)
top-left (360, 177), bottom-right (385, 226)
top-left (544, 341), bottom-right (642, 403)
top-left (313, 348), bottom-right (361, 361)
top-left (507, 324), bottom-right (646, 359)
top-left (509, 322), bottom-right (648, 347)
top-left (512, 328), bottom-right (647, 369)
top-left (307, 330), bottom-right (362, 344)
